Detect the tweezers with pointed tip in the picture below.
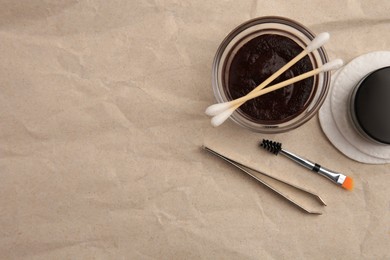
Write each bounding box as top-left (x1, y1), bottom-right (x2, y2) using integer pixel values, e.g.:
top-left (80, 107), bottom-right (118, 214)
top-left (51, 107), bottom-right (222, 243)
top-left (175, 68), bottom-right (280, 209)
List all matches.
top-left (202, 146), bottom-right (326, 215)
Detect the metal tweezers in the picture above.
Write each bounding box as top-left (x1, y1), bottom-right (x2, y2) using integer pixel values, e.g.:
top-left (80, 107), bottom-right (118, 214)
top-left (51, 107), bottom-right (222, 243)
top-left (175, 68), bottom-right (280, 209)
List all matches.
top-left (203, 146), bottom-right (326, 215)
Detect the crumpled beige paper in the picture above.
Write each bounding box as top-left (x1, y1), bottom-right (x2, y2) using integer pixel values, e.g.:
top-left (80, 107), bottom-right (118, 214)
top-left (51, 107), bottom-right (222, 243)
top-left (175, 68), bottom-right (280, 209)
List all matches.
top-left (0, 0), bottom-right (389, 259)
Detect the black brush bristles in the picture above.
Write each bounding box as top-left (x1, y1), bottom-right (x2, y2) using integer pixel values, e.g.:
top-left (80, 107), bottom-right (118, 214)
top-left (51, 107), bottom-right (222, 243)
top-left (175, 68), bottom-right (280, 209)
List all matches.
top-left (260, 139), bottom-right (282, 155)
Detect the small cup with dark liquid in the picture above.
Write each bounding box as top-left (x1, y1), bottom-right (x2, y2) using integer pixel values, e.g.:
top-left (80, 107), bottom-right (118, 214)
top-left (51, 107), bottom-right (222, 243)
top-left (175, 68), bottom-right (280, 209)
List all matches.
top-left (349, 66), bottom-right (390, 145)
top-left (212, 16), bottom-right (330, 133)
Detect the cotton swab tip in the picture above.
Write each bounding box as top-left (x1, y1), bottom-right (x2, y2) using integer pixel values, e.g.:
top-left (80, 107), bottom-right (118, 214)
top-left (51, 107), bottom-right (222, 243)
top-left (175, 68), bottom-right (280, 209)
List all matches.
top-left (321, 59), bottom-right (344, 72)
top-left (210, 108), bottom-right (234, 127)
top-left (306, 32), bottom-right (330, 52)
top-left (341, 176), bottom-right (354, 191)
top-left (205, 102), bottom-right (231, 116)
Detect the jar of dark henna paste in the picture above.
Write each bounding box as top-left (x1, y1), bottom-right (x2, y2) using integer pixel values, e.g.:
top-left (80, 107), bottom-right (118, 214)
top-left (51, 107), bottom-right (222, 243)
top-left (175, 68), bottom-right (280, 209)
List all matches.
top-left (212, 16), bottom-right (330, 133)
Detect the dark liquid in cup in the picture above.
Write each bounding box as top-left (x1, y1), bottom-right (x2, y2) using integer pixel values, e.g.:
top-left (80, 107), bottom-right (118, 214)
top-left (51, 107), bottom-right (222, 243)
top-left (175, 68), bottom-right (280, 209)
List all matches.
top-left (226, 34), bottom-right (315, 124)
top-left (352, 66), bottom-right (390, 144)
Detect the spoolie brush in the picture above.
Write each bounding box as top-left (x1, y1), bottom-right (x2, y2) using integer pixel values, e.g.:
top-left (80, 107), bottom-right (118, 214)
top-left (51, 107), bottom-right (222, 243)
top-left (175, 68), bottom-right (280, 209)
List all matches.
top-left (260, 139), bottom-right (354, 191)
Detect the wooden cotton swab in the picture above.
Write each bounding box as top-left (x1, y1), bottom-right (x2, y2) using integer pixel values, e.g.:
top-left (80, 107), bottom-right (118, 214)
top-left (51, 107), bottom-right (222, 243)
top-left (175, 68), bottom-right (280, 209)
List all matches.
top-left (210, 59), bottom-right (344, 127)
top-left (205, 32), bottom-right (330, 116)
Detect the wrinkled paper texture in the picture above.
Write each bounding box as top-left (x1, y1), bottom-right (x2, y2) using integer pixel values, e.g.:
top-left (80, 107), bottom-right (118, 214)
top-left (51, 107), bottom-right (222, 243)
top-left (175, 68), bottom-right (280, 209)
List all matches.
top-left (0, 0), bottom-right (389, 259)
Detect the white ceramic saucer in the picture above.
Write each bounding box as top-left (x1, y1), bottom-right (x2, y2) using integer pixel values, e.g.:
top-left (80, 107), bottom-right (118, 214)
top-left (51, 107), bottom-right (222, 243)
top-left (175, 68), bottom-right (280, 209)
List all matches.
top-left (319, 51), bottom-right (390, 164)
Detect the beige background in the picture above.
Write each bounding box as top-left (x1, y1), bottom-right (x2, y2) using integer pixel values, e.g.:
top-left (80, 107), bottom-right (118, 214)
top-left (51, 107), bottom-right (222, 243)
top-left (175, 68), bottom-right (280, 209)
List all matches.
top-left (1, 0), bottom-right (389, 259)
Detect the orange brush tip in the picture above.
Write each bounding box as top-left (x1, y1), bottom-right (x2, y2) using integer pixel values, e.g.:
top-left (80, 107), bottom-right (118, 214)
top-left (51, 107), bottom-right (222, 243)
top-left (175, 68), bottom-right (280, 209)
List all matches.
top-left (342, 176), bottom-right (354, 191)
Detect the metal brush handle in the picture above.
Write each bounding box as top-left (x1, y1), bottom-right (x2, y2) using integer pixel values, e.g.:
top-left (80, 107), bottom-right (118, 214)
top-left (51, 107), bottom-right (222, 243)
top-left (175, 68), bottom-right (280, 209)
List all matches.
top-left (279, 149), bottom-right (346, 185)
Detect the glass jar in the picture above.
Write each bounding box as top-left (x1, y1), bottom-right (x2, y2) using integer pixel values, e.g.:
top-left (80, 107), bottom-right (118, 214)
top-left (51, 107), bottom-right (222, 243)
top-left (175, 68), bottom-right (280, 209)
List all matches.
top-left (211, 16), bottom-right (330, 133)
